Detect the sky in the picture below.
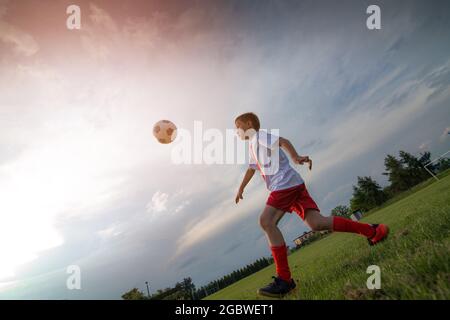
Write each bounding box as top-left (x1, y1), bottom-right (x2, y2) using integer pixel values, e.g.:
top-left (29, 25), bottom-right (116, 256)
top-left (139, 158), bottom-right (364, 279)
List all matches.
top-left (0, 0), bottom-right (449, 299)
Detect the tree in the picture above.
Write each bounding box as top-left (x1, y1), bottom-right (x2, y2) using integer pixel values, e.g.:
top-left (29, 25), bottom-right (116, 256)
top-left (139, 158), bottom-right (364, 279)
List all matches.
top-left (418, 152), bottom-right (432, 167)
top-left (399, 151), bottom-right (429, 186)
top-left (331, 205), bottom-right (351, 218)
top-left (350, 176), bottom-right (386, 212)
top-left (382, 184), bottom-right (395, 200)
top-left (121, 288), bottom-right (147, 300)
top-left (383, 151), bottom-right (432, 195)
top-left (437, 157), bottom-right (450, 173)
top-left (181, 277), bottom-right (196, 299)
top-left (383, 154), bottom-right (409, 194)
top-left (149, 278), bottom-right (196, 300)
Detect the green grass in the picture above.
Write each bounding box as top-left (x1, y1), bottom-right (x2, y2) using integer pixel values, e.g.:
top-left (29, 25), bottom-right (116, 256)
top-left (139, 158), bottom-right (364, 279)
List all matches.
top-left (205, 172), bottom-right (450, 300)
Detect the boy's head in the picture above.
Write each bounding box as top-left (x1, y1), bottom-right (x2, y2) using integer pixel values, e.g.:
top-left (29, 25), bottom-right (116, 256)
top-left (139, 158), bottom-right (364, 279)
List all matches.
top-left (234, 112), bottom-right (260, 140)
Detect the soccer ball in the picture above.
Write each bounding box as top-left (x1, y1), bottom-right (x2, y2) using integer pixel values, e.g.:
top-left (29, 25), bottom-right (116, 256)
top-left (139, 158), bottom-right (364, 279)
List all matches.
top-left (153, 120), bottom-right (177, 144)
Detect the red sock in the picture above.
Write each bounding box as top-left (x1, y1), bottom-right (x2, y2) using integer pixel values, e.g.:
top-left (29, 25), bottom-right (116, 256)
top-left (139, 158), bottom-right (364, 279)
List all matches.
top-left (270, 243), bottom-right (291, 282)
top-left (333, 216), bottom-right (375, 238)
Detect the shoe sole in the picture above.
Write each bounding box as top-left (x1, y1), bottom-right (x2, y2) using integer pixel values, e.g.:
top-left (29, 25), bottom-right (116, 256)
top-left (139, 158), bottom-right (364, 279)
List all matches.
top-left (256, 286), bottom-right (297, 299)
top-left (369, 225), bottom-right (390, 246)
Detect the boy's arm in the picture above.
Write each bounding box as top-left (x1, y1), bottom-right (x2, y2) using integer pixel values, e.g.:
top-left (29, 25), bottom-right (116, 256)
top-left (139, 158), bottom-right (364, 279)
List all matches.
top-left (235, 168), bottom-right (255, 204)
top-left (279, 137), bottom-right (312, 169)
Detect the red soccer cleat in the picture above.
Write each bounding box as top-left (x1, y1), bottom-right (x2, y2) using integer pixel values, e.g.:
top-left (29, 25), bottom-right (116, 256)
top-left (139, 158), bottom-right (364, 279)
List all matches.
top-left (368, 224), bottom-right (389, 246)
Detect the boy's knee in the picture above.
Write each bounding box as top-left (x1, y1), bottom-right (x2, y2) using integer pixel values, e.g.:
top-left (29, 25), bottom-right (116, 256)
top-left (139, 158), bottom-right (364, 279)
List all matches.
top-left (259, 216), bottom-right (275, 231)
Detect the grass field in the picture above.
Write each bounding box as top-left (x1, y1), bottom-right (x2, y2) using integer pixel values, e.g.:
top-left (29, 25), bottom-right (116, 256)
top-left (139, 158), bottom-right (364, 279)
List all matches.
top-left (204, 171), bottom-right (450, 300)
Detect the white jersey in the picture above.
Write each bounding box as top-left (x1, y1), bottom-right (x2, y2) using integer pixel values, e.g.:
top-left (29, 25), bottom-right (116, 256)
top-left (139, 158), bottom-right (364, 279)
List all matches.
top-left (248, 130), bottom-right (304, 191)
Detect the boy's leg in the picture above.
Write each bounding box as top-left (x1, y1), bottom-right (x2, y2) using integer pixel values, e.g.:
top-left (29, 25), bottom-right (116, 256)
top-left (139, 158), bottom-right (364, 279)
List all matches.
top-left (259, 206), bottom-right (291, 281)
top-left (304, 209), bottom-right (375, 238)
top-left (302, 209), bottom-right (333, 230)
top-left (260, 205), bottom-right (286, 246)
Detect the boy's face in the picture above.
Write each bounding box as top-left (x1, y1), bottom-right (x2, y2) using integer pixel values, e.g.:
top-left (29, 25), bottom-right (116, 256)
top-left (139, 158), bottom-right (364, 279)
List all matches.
top-left (235, 119), bottom-right (256, 140)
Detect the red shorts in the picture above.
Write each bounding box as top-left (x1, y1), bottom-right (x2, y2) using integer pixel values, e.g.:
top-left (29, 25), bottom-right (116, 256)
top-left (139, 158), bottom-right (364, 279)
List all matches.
top-left (266, 183), bottom-right (320, 220)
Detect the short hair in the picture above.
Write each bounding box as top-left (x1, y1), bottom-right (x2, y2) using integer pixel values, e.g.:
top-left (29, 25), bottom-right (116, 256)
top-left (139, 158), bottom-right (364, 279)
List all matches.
top-left (234, 112), bottom-right (260, 131)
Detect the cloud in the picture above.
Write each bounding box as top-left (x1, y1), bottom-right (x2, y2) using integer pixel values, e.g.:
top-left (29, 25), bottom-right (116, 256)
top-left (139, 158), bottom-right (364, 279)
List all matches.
top-left (177, 255), bottom-right (199, 271)
top-left (321, 183), bottom-right (353, 209)
top-left (0, 1), bottom-right (38, 56)
top-left (440, 127), bottom-right (450, 141)
top-left (175, 200), bottom-right (191, 213)
top-left (89, 3), bottom-right (118, 32)
top-left (223, 242), bottom-right (243, 255)
top-left (169, 187), bottom-right (266, 262)
top-left (306, 62), bottom-right (450, 186)
top-left (0, 21), bottom-right (39, 56)
top-left (0, 279), bottom-right (17, 292)
top-left (419, 141), bottom-right (431, 151)
top-left (97, 226), bottom-right (122, 239)
top-left (78, 3), bottom-right (119, 61)
top-left (0, 2), bottom-right (6, 18)
top-left (146, 191), bottom-right (169, 214)
top-left (79, 4), bottom-right (169, 62)
top-left (0, 55), bottom-right (168, 282)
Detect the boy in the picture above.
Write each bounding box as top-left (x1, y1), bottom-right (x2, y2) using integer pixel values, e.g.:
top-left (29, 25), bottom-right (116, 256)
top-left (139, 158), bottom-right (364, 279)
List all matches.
top-left (234, 112), bottom-right (389, 298)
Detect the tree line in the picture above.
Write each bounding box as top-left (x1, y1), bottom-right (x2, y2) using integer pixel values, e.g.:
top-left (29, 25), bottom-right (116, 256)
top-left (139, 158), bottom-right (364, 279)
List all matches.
top-left (122, 257), bottom-right (273, 300)
top-left (331, 150), bottom-right (449, 218)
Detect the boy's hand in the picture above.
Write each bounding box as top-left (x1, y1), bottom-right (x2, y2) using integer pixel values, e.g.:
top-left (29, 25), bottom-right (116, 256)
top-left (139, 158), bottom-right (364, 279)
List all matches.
top-left (293, 155), bottom-right (313, 170)
top-left (235, 188), bottom-right (244, 204)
